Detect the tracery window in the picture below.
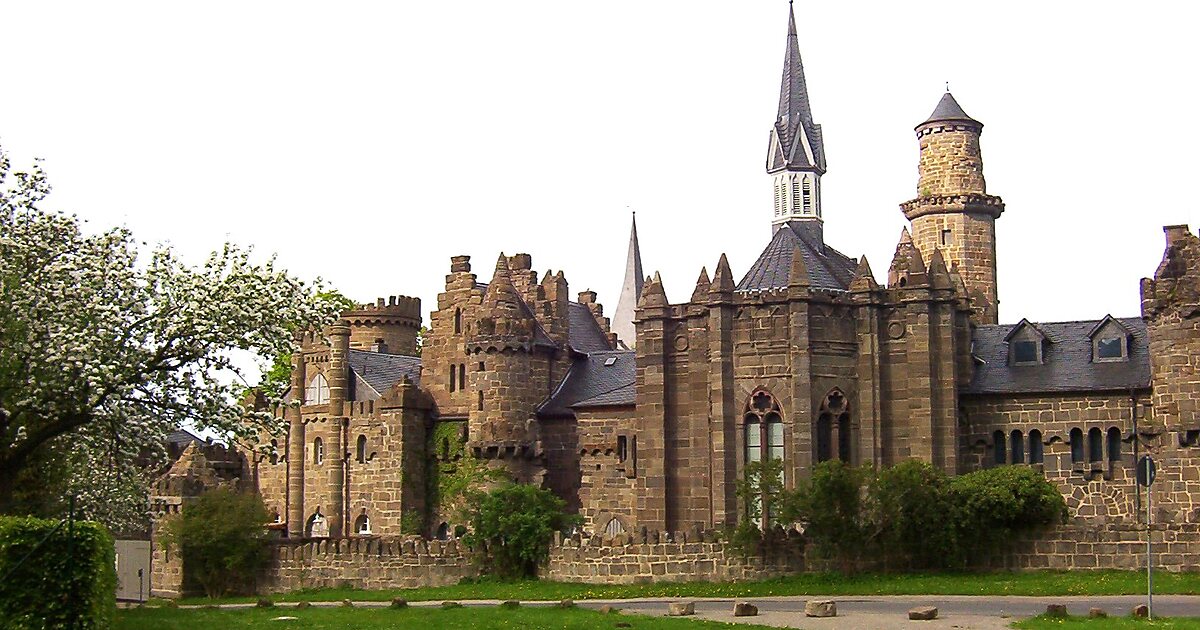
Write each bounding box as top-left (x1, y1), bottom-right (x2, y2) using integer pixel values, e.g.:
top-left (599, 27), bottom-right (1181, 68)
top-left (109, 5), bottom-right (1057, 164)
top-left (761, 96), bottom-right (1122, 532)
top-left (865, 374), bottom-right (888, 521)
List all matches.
top-left (818, 389), bottom-right (850, 464)
top-left (305, 373), bottom-right (329, 404)
top-left (744, 390), bottom-right (784, 524)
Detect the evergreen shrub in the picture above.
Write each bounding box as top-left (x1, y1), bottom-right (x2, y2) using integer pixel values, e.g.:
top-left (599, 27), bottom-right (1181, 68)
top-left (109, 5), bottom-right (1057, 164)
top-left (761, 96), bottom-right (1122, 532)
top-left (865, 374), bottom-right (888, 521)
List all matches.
top-left (0, 515), bottom-right (116, 629)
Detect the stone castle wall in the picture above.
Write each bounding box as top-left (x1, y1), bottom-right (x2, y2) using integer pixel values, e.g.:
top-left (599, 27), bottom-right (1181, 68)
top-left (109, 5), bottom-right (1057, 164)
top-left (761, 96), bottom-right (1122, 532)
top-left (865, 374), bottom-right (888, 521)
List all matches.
top-left (262, 537), bottom-right (477, 593)
top-left (990, 523), bottom-right (1200, 573)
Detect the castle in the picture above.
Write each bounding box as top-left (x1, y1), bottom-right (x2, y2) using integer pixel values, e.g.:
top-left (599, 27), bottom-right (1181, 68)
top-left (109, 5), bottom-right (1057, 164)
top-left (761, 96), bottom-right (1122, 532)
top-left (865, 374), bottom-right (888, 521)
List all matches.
top-left (229, 5), bottom-right (1199, 544)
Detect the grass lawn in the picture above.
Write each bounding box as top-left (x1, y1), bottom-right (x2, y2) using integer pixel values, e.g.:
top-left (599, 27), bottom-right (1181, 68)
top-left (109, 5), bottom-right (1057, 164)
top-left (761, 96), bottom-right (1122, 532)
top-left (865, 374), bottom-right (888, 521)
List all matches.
top-left (169, 570), bottom-right (1197, 606)
top-left (115, 605), bottom-right (779, 630)
top-left (1014, 614), bottom-right (1200, 629)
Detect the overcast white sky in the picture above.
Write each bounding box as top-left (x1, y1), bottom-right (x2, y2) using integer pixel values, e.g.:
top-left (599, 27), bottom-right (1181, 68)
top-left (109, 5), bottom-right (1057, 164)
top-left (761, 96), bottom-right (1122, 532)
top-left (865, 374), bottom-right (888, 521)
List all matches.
top-left (1, 1), bottom-right (1197, 327)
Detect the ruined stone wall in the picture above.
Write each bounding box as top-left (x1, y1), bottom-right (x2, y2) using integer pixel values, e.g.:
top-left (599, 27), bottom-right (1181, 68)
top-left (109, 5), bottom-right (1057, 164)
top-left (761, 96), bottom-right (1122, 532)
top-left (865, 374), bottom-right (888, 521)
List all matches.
top-left (254, 421), bottom-right (289, 523)
top-left (962, 392), bottom-right (1147, 522)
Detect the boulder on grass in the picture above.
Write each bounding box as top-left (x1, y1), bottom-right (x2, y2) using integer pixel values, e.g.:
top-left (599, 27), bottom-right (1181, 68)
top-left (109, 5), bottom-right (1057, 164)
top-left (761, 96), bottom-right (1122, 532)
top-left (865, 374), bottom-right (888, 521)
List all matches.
top-left (667, 602), bottom-right (695, 616)
top-left (1133, 604), bottom-right (1149, 618)
top-left (1088, 607), bottom-right (1107, 618)
top-left (805, 600), bottom-right (837, 618)
top-left (390, 598), bottom-right (407, 609)
top-left (1045, 604), bottom-right (1068, 618)
top-left (733, 601), bottom-right (758, 617)
top-left (908, 606), bottom-right (938, 620)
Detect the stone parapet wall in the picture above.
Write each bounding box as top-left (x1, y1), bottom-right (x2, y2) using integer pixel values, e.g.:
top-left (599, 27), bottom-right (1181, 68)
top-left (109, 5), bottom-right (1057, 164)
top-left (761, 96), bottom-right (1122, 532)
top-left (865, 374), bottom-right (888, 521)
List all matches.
top-left (261, 537), bottom-right (478, 593)
top-left (987, 523), bottom-right (1200, 573)
top-left (544, 529), bottom-right (806, 584)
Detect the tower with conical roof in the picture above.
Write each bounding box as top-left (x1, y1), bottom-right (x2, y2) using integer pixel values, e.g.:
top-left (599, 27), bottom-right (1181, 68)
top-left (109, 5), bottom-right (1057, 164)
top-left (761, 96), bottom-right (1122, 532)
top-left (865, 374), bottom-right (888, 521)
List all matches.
top-left (612, 213), bottom-right (644, 348)
top-left (900, 91), bottom-right (1005, 324)
top-left (767, 2), bottom-right (826, 231)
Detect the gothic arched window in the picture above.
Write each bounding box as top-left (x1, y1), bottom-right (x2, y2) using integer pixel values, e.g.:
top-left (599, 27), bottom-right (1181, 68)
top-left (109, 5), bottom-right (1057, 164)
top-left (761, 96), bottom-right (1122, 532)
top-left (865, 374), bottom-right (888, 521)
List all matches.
top-left (818, 389), bottom-right (850, 464)
top-left (743, 390), bottom-right (784, 524)
top-left (305, 373), bottom-right (329, 405)
top-left (354, 513), bottom-right (371, 535)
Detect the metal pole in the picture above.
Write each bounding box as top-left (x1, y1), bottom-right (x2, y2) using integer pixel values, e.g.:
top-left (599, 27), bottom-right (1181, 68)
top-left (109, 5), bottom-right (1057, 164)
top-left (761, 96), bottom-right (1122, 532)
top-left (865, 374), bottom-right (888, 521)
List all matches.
top-left (1146, 460), bottom-right (1153, 620)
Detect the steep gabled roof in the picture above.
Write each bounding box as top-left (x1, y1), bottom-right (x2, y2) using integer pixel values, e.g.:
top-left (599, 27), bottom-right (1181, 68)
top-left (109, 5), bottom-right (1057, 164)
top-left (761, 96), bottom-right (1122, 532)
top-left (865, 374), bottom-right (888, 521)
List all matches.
top-left (567, 302), bottom-right (613, 353)
top-left (737, 221), bottom-right (858, 292)
top-left (538, 350), bottom-right (635, 417)
top-left (967, 317), bottom-right (1150, 395)
top-left (1087, 314), bottom-right (1135, 339)
top-left (348, 349), bottom-right (421, 399)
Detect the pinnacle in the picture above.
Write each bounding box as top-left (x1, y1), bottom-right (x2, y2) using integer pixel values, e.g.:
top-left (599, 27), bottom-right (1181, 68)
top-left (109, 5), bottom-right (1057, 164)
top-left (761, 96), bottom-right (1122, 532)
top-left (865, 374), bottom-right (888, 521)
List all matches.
top-left (849, 256), bottom-right (878, 291)
top-left (928, 248), bottom-right (953, 289)
top-left (639, 272), bottom-right (669, 308)
top-left (899, 226), bottom-right (913, 245)
top-left (691, 267), bottom-right (711, 302)
top-left (710, 253), bottom-right (735, 294)
top-left (789, 243), bottom-right (810, 288)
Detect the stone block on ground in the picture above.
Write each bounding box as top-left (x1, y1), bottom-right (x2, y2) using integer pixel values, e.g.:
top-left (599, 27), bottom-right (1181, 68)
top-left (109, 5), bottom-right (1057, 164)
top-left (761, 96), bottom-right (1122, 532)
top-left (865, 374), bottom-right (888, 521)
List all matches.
top-left (1045, 604), bottom-right (1068, 618)
top-left (599, 604), bottom-right (619, 614)
top-left (1133, 604), bottom-right (1149, 618)
top-left (1088, 607), bottom-right (1107, 618)
top-left (667, 602), bottom-right (695, 616)
top-left (733, 601), bottom-right (758, 617)
top-left (908, 605), bottom-right (938, 620)
top-left (805, 599), bottom-right (837, 618)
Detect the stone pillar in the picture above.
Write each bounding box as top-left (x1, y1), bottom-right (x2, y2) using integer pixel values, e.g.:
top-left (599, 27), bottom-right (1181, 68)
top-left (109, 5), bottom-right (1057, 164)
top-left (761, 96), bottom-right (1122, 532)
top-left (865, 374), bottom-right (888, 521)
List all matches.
top-left (285, 351), bottom-right (306, 538)
top-left (327, 323), bottom-right (350, 537)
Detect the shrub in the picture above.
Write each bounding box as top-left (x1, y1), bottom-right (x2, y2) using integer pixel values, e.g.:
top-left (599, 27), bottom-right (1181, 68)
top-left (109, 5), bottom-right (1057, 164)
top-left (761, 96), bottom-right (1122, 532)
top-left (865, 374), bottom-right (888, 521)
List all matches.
top-left (784, 460), bottom-right (868, 570)
top-left (867, 460), bottom-right (959, 569)
top-left (950, 465), bottom-right (1067, 551)
top-left (160, 487), bottom-right (272, 598)
top-left (0, 515), bottom-right (116, 629)
top-left (462, 484), bottom-right (581, 578)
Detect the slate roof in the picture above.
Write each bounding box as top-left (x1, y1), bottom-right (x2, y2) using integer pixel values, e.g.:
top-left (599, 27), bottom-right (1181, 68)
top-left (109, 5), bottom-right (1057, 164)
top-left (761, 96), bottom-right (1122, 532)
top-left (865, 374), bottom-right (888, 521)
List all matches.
top-left (921, 92), bottom-right (979, 126)
top-left (538, 350), bottom-right (635, 417)
top-left (568, 302), bottom-right (614, 353)
top-left (348, 349), bottom-right (421, 399)
top-left (737, 221), bottom-right (859, 292)
top-left (166, 427), bottom-right (204, 447)
top-left (770, 4), bottom-right (825, 173)
top-left (966, 317), bottom-right (1150, 395)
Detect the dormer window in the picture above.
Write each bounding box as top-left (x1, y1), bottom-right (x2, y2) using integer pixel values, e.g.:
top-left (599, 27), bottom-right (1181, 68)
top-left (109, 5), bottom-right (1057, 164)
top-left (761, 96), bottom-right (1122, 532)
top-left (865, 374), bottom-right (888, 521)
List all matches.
top-left (1088, 316), bottom-right (1131, 363)
top-left (1005, 319), bottom-right (1048, 366)
top-left (1012, 341), bottom-right (1039, 365)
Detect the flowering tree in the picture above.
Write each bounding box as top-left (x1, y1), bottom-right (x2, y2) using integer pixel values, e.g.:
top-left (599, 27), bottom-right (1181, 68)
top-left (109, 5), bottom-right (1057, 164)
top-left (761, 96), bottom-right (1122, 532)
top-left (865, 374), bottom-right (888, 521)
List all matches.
top-left (0, 148), bottom-right (340, 528)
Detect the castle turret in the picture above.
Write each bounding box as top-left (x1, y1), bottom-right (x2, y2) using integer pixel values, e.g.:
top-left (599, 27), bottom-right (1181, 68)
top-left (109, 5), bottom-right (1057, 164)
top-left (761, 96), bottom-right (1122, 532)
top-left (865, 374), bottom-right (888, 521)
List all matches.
top-left (900, 91), bottom-right (1004, 324)
top-left (767, 2), bottom-right (826, 232)
top-left (342, 296), bottom-right (421, 355)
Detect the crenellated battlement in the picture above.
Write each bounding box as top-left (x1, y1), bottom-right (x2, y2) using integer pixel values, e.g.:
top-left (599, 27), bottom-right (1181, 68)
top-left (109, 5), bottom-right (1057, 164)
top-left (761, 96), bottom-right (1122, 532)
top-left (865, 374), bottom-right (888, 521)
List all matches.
top-left (344, 295), bottom-right (422, 324)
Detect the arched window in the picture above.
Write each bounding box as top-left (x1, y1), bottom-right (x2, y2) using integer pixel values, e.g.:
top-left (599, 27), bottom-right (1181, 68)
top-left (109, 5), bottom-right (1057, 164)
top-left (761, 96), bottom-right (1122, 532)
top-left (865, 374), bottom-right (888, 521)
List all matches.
top-left (993, 430), bottom-right (1006, 465)
top-left (269, 439), bottom-right (279, 465)
top-left (1070, 428), bottom-right (1085, 463)
top-left (454, 308), bottom-right (462, 334)
top-left (1010, 430), bottom-right (1025, 464)
top-left (354, 513), bottom-right (371, 535)
top-left (436, 522), bottom-right (450, 540)
top-left (449, 364), bottom-right (457, 392)
top-left (1107, 427), bottom-right (1122, 463)
top-left (305, 373), bottom-right (329, 404)
top-left (1028, 430), bottom-right (1044, 464)
top-left (818, 389), bottom-right (849, 463)
top-left (604, 518), bottom-right (625, 537)
top-left (306, 511), bottom-right (328, 538)
top-left (459, 363), bottom-right (466, 391)
top-left (356, 434), bottom-right (367, 463)
top-left (313, 437), bottom-right (324, 465)
top-left (1088, 427), bottom-right (1103, 463)
top-left (744, 390), bottom-right (785, 524)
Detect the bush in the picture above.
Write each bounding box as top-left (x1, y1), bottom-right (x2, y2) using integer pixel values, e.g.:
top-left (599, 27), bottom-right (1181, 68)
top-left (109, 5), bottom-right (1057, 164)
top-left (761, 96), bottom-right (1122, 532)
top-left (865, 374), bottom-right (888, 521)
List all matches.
top-left (160, 487), bottom-right (272, 598)
top-left (867, 460), bottom-right (959, 569)
top-left (784, 460), bottom-right (868, 570)
top-left (0, 515), bottom-right (116, 629)
top-left (950, 465), bottom-right (1067, 551)
top-left (462, 484), bottom-right (581, 578)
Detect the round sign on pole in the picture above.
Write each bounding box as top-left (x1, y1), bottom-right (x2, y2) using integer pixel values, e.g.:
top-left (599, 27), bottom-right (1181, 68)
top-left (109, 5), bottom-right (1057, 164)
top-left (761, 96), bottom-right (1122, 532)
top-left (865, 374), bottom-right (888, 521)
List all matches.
top-left (1137, 455), bottom-right (1157, 487)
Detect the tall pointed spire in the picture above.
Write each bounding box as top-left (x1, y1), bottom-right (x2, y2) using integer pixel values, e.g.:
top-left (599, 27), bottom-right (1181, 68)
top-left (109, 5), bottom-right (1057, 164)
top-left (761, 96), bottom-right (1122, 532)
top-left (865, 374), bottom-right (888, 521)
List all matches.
top-left (767, 3), bottom-right (826, 229)
top-left (612, 213), bottom-right (644, 349)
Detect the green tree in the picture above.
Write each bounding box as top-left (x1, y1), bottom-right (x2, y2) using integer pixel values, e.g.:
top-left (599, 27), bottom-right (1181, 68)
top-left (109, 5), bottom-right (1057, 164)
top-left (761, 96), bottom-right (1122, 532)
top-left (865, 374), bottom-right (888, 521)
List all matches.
top-left (463, 484), bottom-right (581, 579)
top-left (782, 460), bottom-right (867, 570)
top-left (0, 146), bottom-right (340, 528)
top-left (160, 487), bottom-right (272, 598)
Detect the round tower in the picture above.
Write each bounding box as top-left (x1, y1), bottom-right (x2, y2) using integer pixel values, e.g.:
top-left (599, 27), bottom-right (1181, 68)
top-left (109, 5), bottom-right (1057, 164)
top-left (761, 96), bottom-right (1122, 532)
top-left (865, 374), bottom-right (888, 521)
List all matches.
top-left (342, 295), bottom-right (422, 356)
top-left (900, 92), bottom-right (1005, 324)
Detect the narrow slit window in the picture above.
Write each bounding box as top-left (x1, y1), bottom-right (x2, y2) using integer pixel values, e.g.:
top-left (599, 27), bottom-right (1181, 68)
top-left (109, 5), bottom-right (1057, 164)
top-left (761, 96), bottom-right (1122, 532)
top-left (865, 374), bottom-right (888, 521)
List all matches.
top-left (993, 430), bottom-right (1006, 465)
top-left (449, 364), bottom-right (457, 392)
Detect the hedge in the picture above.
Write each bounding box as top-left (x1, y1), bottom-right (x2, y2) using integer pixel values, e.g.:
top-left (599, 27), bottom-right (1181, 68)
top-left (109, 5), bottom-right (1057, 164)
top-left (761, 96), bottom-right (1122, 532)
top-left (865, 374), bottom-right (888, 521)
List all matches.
top-left (0, 515), bottom-right (116, 629)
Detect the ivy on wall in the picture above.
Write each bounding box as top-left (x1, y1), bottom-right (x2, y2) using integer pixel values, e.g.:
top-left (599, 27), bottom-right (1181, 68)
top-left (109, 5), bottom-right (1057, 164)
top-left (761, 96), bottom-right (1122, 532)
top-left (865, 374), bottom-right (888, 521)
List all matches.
top-left (426, 421), bottom-right (506, 528)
